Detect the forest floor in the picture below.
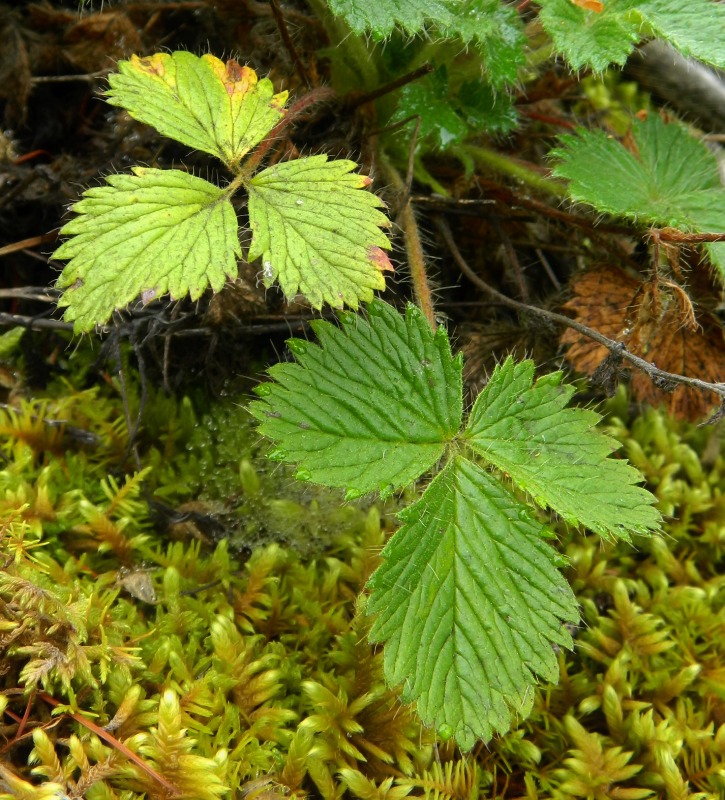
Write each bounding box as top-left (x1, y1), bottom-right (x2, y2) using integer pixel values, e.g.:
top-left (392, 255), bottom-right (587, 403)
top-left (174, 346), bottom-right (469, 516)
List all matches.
top-left (2, 1), bottom-right (725, 799)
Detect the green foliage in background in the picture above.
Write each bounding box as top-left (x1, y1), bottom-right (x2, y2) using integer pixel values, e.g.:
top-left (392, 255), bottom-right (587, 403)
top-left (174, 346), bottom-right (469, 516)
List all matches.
top-left (55, 1), bottom-right (725, 329)
top-left (552, 113), bottom-right (725, 275)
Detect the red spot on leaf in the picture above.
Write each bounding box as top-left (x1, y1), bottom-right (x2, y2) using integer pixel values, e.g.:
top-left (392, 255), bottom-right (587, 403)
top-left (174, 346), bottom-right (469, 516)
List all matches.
top-left (368, 246), bottom-right (393, 272)
top-left (221, 59), bottom-right (254, 96)
top-left (225, 59), bottom-right (246, 82)
top-left (134, 54), bottom-right (166, 77)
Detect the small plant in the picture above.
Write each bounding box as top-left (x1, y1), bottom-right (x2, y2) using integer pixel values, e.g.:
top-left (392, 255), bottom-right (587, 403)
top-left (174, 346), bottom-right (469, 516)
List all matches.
top-left (48, 0), bottom-right (725, 753)
top-left (249, 299), bottom-right (661, 748)
top-left (53, 51), bottom-right (393, 332)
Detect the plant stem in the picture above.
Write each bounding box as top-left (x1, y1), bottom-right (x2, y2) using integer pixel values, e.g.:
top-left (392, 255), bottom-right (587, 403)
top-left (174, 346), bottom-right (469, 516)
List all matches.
top-left (237, 86), bottom-right (337, 178)
top-left (346, 64), bottom-right (434, 110)
top-left (224, 170), bottom-right (247, 197)
top-left (457, 144), bottom-right (567, 198)
top-left (379, 153), bottom-right (437, 329)
top-left (269, 0), bottom-right (312, 88)
top-left (413, 157), bottom-right (450, 197)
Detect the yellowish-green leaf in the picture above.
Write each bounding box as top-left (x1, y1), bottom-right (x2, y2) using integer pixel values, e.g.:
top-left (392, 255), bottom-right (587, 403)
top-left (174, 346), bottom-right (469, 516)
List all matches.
top-left (54, 168), bottom-right (240, 332)
top-left (248, 155), bottom-right (393, 309)
top-left (106, 52), bottom-right (288, 168)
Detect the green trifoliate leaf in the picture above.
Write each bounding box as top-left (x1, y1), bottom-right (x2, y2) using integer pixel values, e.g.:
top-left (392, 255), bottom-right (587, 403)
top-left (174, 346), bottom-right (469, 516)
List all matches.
top-left (106, 52), bottom-right (288, 169)
top-left (54, 168), bottom-right (240, 332)
top-left (551, 114), bottom-right (725, 275)
top-left (537, 0), bottom-right (725, 72)
top-left (391, 67), bottom-right (517, 153)
top-left (327, 0), bottom-right (524, 85)
top-left (249, 300), bottom-right (462, 498)
top-left (247, 155), bottom-right (393, 309)
top-left (327, 0), bottom-right (454, 37)
top-left (367, 455), bottom-right (579, 748)
top-left (440, 0), bottom-right (525, 87)
top-left (462, 358), bottom-right (662, 540)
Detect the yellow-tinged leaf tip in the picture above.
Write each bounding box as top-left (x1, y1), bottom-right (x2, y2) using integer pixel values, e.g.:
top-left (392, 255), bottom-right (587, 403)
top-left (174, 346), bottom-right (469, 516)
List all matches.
top-left (129, 52), bottom-right (169, 78)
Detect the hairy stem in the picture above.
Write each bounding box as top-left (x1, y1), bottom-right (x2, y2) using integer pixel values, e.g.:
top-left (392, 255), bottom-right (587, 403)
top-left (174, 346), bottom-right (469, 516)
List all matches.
top-left (380, 153), bottom-right (437, 328)
top-left (458, 144), bottom-right (567, 198)
top-left (238, 87), bottom-right (337, 178)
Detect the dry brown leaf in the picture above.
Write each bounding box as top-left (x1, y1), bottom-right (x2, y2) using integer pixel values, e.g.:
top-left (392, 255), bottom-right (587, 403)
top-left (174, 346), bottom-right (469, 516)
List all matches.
top-left (560, 267), bottom-right (640, 371)
top-left (561, 267), bottom-right (725, 420)
top-left (64, 12), bottom-right (142, 75)
top-left (631, 314), bottom-right (725, 420)
top-left (0, 8), bottom-right (32, 126)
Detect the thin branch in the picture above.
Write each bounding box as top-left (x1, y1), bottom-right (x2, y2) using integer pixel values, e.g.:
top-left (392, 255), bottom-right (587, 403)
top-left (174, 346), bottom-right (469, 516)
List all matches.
top-left (535, 247), bottom-right (562, 290)
top-left (346, 63), bottom-right (434, 111)
top-left (435, 216), bottom-right (725, 402)
top-left (491, 216), bottom-right (529, 302)
top-left (0, 287), bottom-right (58, 302)
top-left (30, 73), bottom-right (105, 84)
top-left (0, 234), bottom-right (57, 258)
top-left (655, 227), bottom-right (725, 243)
top-left (269, 0), bottom-right (312, 89)
top-left (0, 313), bottom-right (73, 331)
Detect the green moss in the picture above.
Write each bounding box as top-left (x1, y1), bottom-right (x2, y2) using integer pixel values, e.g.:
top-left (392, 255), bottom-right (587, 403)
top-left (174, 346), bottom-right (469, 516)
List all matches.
top-left (2, 344), bottom-right (725, 798)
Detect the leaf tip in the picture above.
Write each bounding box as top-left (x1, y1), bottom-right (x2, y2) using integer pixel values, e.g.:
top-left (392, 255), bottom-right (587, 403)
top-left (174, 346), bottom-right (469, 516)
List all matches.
top-left (367, 245), bottom-right (394, 273)
top-left (128, 52), bottom-right (169, 78)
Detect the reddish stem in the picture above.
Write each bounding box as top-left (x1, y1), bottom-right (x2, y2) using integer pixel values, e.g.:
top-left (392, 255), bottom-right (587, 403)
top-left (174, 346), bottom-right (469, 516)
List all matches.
top-left (241, 87), bottom-right (338, 174)
top-left (38, 692), bottom-right (178, 795)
